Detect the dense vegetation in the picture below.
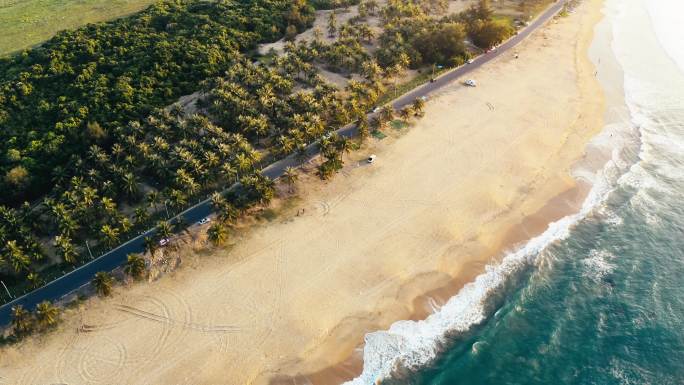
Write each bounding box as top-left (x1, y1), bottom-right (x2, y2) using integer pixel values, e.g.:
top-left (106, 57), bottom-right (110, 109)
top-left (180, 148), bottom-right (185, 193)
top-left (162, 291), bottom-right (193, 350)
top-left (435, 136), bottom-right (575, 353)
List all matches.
top-left (310, 0), bottom-right (362, 10)
top-left (3, 0), bottom-right (527, 337)
top-left (0, 0), bottom-right (315, 205)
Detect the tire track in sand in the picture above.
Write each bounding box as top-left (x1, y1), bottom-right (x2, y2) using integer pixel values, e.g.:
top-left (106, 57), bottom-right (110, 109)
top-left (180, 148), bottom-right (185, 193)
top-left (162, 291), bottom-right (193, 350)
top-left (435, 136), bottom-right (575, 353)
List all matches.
top-left (76, 336), bottom-right (127, 384)
top-left (126, 291), bottom-right (196, 383)
top-left (114, 303), bottom-right (240, 333)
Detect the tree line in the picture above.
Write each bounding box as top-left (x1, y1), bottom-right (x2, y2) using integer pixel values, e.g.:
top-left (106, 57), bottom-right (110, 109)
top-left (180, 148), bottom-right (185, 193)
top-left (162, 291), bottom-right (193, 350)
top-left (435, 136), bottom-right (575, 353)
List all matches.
top-left (0, 0), bottom-right (316, 206)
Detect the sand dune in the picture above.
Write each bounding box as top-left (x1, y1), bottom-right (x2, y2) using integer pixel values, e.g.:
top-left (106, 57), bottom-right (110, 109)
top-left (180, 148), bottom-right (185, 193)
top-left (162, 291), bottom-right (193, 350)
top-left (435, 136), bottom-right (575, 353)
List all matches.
top-left (0, 0), bottom-right (605, 383)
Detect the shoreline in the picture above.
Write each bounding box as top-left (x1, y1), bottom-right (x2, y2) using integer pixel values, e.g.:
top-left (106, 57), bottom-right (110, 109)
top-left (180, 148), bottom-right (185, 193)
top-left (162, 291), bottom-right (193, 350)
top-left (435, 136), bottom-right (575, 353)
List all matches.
top-left (0, 0), bottom-right (612, 383)
top-left (282, 181), bottom-right (593, 385)
top-left (268, 0), bottom-right (609, 383)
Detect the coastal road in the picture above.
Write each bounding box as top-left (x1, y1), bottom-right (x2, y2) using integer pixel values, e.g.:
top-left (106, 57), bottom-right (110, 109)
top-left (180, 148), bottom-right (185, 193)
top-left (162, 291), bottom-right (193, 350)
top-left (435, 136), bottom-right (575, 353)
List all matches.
top-left (0, 0), bottom-right (565, 326)
top-left (388, 0), bottom-right (567, 111)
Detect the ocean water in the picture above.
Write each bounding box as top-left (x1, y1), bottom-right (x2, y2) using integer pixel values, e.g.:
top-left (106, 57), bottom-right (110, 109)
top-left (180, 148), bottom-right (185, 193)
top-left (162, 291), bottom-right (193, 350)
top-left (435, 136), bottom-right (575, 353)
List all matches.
top-left (346, 0), bottom-right (684, 383)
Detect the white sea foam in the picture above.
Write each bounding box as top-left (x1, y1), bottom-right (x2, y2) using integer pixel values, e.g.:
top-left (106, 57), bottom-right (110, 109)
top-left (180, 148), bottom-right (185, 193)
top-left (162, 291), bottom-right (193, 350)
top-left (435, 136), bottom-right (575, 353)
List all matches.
top-left (344, 0), bottom-right (684, 382)
top-left (611, 0), bottom-right (684, 201)
top-left (597, 204), bottom-right (623, 226)
top-left (344, 166), bottom-right (615, 385)
top-left (581, 250), bottom-right (616, 281)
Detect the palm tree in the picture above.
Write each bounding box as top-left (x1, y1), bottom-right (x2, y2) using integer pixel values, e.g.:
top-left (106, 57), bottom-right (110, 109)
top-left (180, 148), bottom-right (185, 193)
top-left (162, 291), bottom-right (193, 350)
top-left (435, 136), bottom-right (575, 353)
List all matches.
top-left (282, 167), bottom-right (298, 192)
top-left (399, 106), bottom-right (414, 121)
top-left (170, 103), bottom-right (185, 119)
top-left (35, 301), bottom-right (60, 329)
top-left (119, 217), bottom-right (133, 235)
top-left (211, 192), bottom-right (226, 212)
top-left (218, 202), bottom-right (240, 224)
top-left (100, 197), bottom-right (117, 216)
top-left (146, 191), bottom-right (160, 209)
top-left (134, 207), bottom-right (150, 227)
top-left (27, 272), bottom-right (43, 289)
top-left (412, 97), bottom-right (426, 116)
top-left (358, 24), bottom-right (375, 43)
top-left (207, 222), bottom-right (229, 246)
top-left (397, 53), bottom-right (411, 70)
top-left (220, 163), bottom-right (238, 184)
top-left (11, 305), bottom-right (34, 335)
top-left (337, 137), bottom-right (353, 155)
top-left (124, 253), bottom-right (146, 280)
top-left (203, 151), bottom-right (220, 171)
top-left (239, 114), bottom-right (270, 141)
top-left (143, 236), bottom-right (157, 255)
top-left (379, 105), bottom-right (395, 123)
top-left (157, 220), bottom-right (173, 240)
top-left (370, 116), bottom-right (382, 131)
top-left (56, 211), bottom-right (79, 239)
top-left (366, 0), bottom-right (379, 14)
top-left (81, 186), bottom-right (98, 207)
top-left (92, 271), bottom-right (114, 297)
top-left (54, 234), bottom-right (78, 264)
top-left (362, 60), bottom-right (383, 82)
top-left (235, 153), bottom-right (253, 175)
top-left (122, 172), bottom-right (139, 200)
top-left (100, 225), bottom-right (120, 249)
top-left (241, 174), bottom-right (275, 205)
top-left (327, 12), bottom-right (337, 37)
top-left (168, 189), bottom-right (188, 211)
top-left (7, 240), bottom-right (30, 273)
top-left (356, 115), bottom-right (370, 141)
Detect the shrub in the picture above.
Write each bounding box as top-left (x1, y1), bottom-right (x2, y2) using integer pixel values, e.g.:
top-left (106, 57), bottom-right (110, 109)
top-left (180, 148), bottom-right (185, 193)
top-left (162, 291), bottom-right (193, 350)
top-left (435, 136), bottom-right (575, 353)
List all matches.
top-left (468, 19), bottom-right (514, 49)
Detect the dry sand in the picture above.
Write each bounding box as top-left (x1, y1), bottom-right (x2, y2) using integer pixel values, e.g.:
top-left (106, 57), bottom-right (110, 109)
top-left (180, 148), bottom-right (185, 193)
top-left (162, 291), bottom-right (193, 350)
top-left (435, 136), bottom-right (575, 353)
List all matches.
top-left (0, 0), bottom-right (606, 384)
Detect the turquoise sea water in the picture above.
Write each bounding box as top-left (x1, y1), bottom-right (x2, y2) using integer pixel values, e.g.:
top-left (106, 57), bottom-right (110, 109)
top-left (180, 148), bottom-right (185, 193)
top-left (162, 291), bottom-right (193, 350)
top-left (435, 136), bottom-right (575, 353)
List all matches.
top-left (347, 0), bottom-right (684, 383)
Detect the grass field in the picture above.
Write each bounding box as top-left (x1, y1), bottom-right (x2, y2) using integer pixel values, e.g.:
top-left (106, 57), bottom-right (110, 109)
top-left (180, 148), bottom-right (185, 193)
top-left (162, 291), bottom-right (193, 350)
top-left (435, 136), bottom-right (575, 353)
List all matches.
top-left (0, 0), bottom-right (157, 56)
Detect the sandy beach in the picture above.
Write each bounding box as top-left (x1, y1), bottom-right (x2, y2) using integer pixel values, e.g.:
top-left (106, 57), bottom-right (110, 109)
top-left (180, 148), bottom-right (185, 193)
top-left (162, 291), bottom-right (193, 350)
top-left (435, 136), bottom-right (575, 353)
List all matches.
top-left (0, 0), bottom-right (607, 383)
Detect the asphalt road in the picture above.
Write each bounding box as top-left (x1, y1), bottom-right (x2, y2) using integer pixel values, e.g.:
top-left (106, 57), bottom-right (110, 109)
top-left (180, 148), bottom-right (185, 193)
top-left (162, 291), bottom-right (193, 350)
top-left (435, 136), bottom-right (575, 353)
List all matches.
top-left (0, 0), bottom-right (566, 326)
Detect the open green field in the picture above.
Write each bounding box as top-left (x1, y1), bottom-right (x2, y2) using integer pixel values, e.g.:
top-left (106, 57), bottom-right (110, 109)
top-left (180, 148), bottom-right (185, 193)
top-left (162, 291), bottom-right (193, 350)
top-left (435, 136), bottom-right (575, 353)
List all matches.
top-left (0, 0), bottom-right (157, 56)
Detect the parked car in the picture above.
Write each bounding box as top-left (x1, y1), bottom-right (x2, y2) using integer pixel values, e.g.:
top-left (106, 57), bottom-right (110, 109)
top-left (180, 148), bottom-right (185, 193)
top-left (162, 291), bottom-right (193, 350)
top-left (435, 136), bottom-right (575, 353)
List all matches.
top-left (367, 154), bottom-right (377, 163)
top-left (464, 79), bottom-right (477, 87)
top-left (467, 59), bottom-right (474, 64)
top-left (159, 238), bottom-right (170, 246)
top-left (198, 217), bottom-right (211, 225)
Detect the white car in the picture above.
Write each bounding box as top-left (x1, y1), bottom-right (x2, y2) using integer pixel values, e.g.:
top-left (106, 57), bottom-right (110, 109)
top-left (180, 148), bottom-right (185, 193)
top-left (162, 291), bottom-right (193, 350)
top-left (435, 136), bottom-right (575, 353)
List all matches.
top-left (367, 154), bottom-right (377, 163)
top-left (198, 217), bottom-right (211, 225)
top-left (467, 59), bottom-right (474, 64)
top-left (159, 238), bottom-right (170, 246)
top-left (464, 79), bottom-right (477, 87)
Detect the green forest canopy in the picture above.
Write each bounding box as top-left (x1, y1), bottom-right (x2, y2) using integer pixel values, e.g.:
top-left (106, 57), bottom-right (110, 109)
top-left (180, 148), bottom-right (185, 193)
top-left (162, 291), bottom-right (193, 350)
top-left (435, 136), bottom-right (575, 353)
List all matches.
top-left (0, 0), bottom-right (315, 206)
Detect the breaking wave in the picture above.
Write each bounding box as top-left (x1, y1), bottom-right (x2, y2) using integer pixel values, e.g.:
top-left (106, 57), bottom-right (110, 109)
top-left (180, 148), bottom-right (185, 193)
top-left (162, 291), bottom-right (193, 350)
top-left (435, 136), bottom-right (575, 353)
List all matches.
top-left (344, 159), bottom-right (619, 384)
top-left (344, 0), bottom-right (684, 381)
